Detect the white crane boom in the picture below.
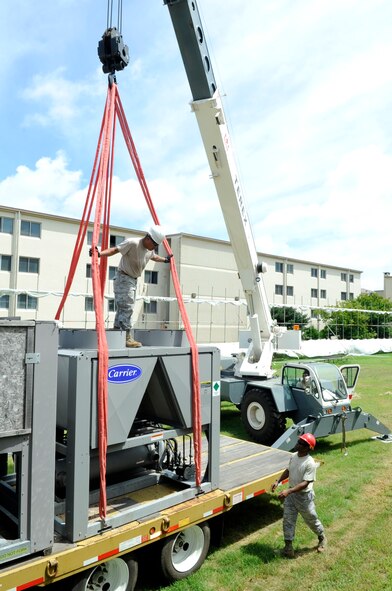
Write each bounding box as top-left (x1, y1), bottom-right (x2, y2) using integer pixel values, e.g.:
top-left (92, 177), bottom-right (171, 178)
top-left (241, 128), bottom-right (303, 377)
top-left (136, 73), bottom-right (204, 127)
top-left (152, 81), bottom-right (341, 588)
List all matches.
top-left (164, 0), bottom-right (283, 377)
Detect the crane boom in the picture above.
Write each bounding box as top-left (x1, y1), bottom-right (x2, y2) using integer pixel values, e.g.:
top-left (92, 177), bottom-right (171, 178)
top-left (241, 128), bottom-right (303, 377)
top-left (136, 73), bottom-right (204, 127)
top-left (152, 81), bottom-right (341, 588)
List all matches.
top-left (164, 0), bottom-right (281, 377)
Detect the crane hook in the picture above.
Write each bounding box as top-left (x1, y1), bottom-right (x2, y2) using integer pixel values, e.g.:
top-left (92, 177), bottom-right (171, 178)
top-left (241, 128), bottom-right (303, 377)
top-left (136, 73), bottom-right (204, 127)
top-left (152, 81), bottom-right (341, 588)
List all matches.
top-left (98, 27), bottom-right (129, 75)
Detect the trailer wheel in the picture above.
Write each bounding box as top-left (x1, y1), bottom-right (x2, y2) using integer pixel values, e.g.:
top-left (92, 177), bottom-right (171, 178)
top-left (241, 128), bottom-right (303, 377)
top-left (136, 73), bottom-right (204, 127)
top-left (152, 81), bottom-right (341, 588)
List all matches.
top-left (70, 555), bottom-right (138, 591)
top-left (241, 389), bottom-right (285, 445)
top-left (160, 522), bottom-right (210, 581)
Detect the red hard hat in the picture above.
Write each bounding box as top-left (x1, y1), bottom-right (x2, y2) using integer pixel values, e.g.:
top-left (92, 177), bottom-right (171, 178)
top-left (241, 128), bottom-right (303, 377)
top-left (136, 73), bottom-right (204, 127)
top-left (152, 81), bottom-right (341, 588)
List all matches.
top-left (298, 433), bottom-right (316, 450)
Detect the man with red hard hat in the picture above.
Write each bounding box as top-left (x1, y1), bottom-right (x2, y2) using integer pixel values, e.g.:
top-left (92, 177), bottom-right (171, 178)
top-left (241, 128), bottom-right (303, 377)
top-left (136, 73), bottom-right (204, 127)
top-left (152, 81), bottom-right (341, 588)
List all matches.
top-left (271, 433), bottom-right (326, 558)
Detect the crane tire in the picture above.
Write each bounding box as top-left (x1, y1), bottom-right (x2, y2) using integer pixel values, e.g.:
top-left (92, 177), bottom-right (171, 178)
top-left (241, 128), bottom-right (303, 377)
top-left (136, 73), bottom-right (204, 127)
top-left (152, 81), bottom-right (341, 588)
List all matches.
top-left (241, 389), bottom-right (285, 445)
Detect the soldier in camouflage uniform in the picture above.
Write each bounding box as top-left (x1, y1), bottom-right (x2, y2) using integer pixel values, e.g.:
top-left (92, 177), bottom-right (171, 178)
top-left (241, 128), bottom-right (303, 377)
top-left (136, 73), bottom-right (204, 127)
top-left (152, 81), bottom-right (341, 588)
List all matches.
top-left (91, 225), bottom-right (172, 347)
top-left (271, 433), bottom-right (326, 558)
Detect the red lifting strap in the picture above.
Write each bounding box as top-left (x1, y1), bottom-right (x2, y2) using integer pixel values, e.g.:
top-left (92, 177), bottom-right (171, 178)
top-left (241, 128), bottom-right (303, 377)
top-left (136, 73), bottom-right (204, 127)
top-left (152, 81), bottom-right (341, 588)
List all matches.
top-left (55, 83), bottom-right (203, 520)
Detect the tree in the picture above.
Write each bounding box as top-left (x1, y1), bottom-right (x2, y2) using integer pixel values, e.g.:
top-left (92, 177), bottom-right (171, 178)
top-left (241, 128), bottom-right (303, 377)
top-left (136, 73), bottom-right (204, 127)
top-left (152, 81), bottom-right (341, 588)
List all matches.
top-left (318, 293), bottom-right (392, 339)
top-left (270, 306), bottom-right (309, 329)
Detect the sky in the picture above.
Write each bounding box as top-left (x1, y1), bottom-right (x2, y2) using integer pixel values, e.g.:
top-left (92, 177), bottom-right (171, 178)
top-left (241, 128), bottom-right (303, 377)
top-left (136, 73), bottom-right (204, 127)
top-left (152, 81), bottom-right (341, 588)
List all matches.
top-left (1, 0), bottom-right (392, 291)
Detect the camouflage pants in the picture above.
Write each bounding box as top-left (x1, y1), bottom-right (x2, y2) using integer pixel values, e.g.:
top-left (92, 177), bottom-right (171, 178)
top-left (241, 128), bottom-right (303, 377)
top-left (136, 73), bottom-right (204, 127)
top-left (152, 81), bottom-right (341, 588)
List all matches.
top-left (283, 490), bottom-right (324, 541)
top-left (113, 272), bottom-right (138, 331)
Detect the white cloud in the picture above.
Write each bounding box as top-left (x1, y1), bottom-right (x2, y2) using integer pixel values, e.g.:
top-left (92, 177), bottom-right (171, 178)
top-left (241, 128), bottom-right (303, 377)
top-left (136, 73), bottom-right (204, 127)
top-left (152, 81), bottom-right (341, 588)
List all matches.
top-left (1, 0), bottom-right (392, 294)
top-left (0, 152), bottom-right (82, 212)
top-left (251, 144), bottom-right (392, 288)
top-left (21, 68), bottom-right (104, 129)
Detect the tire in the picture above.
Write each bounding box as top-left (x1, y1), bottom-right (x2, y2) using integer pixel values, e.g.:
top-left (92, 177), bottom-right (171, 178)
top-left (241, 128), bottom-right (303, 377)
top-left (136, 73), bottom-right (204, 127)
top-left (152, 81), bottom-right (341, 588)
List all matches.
top-left (160, 522), bottom-right (210, 582)
top-left (70, 555), bottom-right (138, 591)
top-left (241, 389), bottom-right (286, 445)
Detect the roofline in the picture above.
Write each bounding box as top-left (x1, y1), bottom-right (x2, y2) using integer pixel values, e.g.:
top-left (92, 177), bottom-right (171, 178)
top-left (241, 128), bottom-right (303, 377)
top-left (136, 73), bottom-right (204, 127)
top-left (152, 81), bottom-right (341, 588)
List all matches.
top-left (170, 232), bottom-right (363, 274)
top-left (0, 205), bottom-right (362, 274)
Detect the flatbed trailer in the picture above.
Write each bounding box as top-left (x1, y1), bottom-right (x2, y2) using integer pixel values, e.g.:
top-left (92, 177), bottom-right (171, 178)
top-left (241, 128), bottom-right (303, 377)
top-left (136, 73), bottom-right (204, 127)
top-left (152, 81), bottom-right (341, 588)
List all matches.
top-left (0, 321), bottom-right (291, 590)
top-left (0, 435), bottom-right (290, 590)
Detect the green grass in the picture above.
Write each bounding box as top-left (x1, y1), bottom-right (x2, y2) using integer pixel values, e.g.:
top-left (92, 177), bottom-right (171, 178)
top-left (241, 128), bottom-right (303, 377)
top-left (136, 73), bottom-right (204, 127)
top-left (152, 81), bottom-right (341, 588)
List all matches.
top-left (136, 354), bottom-right (392, 591)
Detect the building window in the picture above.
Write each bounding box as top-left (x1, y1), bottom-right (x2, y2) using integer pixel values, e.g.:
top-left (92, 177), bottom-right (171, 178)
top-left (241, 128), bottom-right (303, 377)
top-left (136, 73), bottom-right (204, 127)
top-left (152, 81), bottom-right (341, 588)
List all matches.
top-left (311, 268), bottom-right (318, 278)
top-left (0, 255), bottom-right (11, 272)
top-left (320, 269), bottom-right (326, 279)
top-left (341, 292), bottom-right (347, 301)
top-left (19, 257), bottom-right (39, 274)
top-left (88, 261), bottom-right (117, 279)
top-left (275, 284), bottom-right (283, 295)
top-left (87, 231), bottom-right (102, 246)
top-left (17, 294), bottom-right (38, 310)
top-left (87, 232), bottom-right (125, 247)
top-left (311, 288), bottom-right (318, 298)
top-left (0, 295), bottom-right (10, 309)
top-left (275, 262), bottom-right (284, 273)
top-left (349, 274), bottom-right (354, 283)
top-left (286, 286), bottom-right (294, 296)
top-left (21, 220), bottom-right (41, 237)
top-left (110, 234), bottom-right (125, 247)
top-left (144, 301), bottom-right (157, 314)
top-left (0, 217), bottom-right (13, 234)
top-left (320, 289), bottom-right (327, 299)
top-left (341, 273), bottom-right (347, 281)
top-left (85, 297), bottom-right (94, 311)
top-left (287, 263), bottom-right (294, 274)
top-left (108, 298), bottom-right (116, 312)
top-left (145, 270), bottom-right (158, 284)
top-left (349, 292), bottom-right (354, 300)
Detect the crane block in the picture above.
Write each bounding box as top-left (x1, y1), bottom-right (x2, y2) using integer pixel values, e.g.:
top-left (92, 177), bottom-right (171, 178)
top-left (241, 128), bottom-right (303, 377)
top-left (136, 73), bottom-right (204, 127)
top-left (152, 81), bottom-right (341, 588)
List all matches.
top-left (98, 27), bottom-right (129, 74)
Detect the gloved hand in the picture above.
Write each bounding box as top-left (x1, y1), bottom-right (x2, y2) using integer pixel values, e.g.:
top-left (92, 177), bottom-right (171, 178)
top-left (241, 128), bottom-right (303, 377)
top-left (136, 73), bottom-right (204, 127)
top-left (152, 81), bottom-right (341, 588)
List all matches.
top-left (164, 254), bottom-right (173, 263)
top-left (89, 246), bottom-right (100, 257)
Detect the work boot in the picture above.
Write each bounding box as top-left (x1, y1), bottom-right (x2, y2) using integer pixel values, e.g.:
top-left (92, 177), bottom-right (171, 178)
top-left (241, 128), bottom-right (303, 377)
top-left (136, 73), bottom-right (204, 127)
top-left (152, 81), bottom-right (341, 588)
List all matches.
top-left (317, 535), bottom-right (327, 553)
top-left (282, 541), bottom-right (295, 558)
top-left (125, 337), bottom-right (142, 348)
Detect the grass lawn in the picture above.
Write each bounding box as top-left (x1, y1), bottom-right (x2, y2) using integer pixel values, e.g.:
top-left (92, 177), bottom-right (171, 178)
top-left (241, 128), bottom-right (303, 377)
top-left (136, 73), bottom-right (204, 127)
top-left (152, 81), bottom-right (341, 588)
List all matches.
top-left (137, 354), bottom-right (392, 591)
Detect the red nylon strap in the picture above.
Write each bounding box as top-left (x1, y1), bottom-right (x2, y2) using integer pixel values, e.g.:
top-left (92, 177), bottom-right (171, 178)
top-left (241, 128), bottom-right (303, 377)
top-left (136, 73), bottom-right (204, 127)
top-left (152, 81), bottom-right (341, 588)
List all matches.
top-left (55, 83), bottom-right (203, 522)
top-left (91, 84), bottom-right (117, 518)
top-left (55, 85), bottom-right (117, 519)
top-left (115, 92), bottom-right (202, 487)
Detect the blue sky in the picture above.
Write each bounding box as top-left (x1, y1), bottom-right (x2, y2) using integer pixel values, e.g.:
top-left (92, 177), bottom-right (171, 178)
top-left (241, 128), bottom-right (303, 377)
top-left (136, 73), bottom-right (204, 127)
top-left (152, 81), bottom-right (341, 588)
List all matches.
top-left (1, 0), bottom-right (392, 291)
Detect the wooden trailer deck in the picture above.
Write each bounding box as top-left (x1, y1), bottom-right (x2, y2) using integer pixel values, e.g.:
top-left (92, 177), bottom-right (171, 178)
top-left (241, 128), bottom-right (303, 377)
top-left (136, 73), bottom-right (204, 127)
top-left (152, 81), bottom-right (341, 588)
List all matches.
top-left (217, 435), bottom-right (290, 490)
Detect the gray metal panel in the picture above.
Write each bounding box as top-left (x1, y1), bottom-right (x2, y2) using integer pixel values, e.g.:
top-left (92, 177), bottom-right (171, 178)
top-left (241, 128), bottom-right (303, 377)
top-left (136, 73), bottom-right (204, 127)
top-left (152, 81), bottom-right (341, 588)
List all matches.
top-left (145, 353), bottom-right (192, 427)
top-left (0, 321), bottom-right (58, 563)
top-left (134, 329), bottom-right (189, 347)
top-left (59, 328), bottom-right (189, 349)
top-left (246, 380), bottom-right (298, 413)
top-left (59, 328), bottom-right (124, 349)
top-left (164, 0), bottom-right (217, 100)
top-left (204, 347), bottom-right (221, 489)
top-left (220, 376), bottom-right (246, 405)
top-left (29, 322), bottom-right (58, 552)
top-left (64, 354), bottom-right (92, 541)
top-left (91, 356), bottom-right (158, 447)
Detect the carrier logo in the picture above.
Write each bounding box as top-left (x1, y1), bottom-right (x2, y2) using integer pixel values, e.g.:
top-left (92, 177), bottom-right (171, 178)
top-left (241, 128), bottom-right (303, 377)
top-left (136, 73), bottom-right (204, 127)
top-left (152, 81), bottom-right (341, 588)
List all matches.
top-left (108, 364), bottom-right (142, 384)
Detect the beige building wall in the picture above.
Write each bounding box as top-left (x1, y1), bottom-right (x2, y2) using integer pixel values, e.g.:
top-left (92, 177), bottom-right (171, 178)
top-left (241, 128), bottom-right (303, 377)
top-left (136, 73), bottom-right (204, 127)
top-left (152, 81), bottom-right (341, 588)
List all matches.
top-left (167, 234), bottom-right (248, 342)
top-left (0, 206), bottom-right (362, 342)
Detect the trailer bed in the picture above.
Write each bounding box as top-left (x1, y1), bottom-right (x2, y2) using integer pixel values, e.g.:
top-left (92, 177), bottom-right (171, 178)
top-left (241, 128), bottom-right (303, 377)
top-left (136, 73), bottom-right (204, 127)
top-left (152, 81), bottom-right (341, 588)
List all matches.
top-left (218, 435), bottom-right (289, 489)
top-left (0, 436), bottom-right (290, 589)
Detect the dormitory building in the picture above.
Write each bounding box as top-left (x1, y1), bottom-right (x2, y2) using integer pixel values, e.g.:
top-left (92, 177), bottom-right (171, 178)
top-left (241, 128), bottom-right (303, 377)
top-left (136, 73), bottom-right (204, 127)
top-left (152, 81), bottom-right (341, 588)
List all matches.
top-left (0, 206), bottom-right (362, 343)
